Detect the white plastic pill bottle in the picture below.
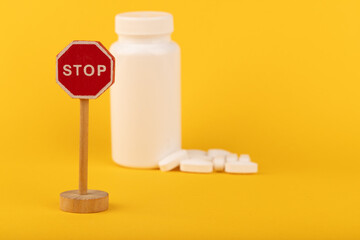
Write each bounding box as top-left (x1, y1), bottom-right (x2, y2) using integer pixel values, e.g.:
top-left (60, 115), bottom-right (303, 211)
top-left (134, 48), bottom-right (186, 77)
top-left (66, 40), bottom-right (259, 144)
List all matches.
top-left (110, 11), bottom-right (181, 168)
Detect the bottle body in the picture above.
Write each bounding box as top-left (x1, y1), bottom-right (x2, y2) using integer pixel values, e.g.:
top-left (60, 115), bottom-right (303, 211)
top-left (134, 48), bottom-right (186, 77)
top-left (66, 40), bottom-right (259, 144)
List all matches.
top-left (110, 36), bottom-right (181, 168)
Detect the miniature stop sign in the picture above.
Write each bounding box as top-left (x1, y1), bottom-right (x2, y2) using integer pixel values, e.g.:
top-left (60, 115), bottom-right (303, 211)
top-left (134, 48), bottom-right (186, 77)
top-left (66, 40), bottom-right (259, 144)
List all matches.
top-left (57, 40), bottom-right (115, 213)
top-left (56, 41), bottom-right (115, 99)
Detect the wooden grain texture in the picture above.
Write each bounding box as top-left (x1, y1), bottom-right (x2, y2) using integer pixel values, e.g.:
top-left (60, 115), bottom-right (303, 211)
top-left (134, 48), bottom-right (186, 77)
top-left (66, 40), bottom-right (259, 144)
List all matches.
top-left (60, 190), bottom-right (108, 213)
top-left (79, 99), bottom-right (89, 195)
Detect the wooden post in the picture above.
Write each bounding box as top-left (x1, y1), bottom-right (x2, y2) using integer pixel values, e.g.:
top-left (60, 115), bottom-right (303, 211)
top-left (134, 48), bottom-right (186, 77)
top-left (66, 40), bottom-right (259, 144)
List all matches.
top-left (59, 98), bottom-right (108, 213)
top-left (79, 99), bottom-right (89, 195)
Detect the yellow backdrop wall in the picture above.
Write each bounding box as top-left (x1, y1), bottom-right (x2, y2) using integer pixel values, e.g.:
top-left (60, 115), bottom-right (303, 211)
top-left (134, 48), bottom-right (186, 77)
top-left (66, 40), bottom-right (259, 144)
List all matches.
top-left (0, 0), bottom-right (359, 239)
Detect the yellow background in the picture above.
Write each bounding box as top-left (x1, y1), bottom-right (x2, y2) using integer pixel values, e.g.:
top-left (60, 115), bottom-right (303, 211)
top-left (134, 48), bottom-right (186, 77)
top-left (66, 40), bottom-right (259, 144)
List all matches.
top-left (1, 0), bottom-right (360, 239)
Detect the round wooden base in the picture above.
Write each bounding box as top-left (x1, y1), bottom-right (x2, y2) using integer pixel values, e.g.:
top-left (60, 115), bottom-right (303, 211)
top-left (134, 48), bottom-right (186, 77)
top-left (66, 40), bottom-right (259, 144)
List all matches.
top-left (60, 190), bottom-right (108, 213)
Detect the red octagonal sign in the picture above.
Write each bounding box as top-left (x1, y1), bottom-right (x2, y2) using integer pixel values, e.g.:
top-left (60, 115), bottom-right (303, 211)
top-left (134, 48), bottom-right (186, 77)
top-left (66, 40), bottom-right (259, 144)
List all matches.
top-left (56, 41), bottom-right (115, 99)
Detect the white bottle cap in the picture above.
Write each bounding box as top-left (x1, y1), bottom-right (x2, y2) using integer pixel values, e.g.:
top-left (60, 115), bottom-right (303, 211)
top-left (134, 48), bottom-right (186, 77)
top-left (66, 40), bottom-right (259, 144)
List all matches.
top-left (115, 11), bottom-right (174, 36)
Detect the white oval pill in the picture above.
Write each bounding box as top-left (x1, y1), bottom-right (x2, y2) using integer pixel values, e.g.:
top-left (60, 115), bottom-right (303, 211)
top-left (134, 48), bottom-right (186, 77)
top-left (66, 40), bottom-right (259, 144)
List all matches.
top-left (158, 150), bottom-right (188, 171)
top-left (180, 159), bottom-right (213, 173)
top-left (225, 161), bottom-right (258, 174)
top-left (194, 155), bottom-right (213, 162)
top-left (239, 154), bottom-right (251, 163)
top-left (226, 153), bottom-right (238, 162)
top-left (186, 149), bottom-right (207, 157)
top-left (213, 156), bottom-right (225, 172)
top-left (208, 149), bottom-right (230, 157)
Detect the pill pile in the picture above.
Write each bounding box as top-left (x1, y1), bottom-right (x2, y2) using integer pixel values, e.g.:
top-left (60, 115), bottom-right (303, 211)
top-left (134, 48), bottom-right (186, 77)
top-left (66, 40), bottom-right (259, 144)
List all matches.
top-left (158, 149), bottom-right (258, 174)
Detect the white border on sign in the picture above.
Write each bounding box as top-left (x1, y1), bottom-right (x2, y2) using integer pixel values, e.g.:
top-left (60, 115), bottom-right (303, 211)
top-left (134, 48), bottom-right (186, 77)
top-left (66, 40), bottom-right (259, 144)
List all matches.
top-left (56, 41), bottom-right (114, 99)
